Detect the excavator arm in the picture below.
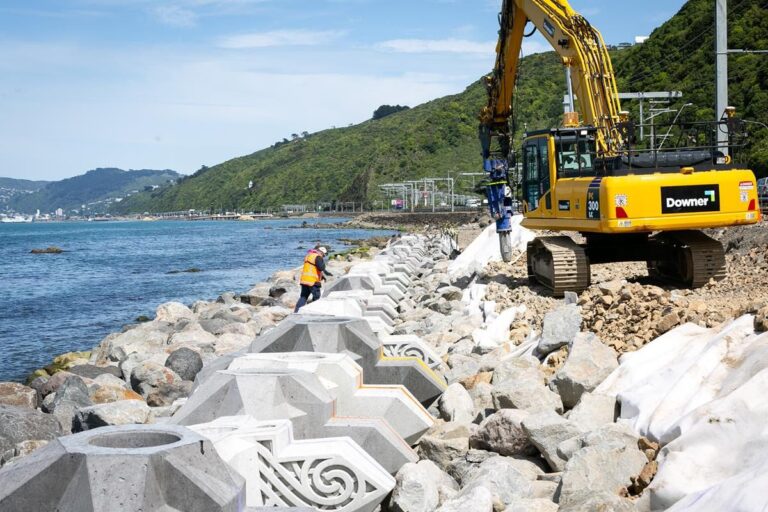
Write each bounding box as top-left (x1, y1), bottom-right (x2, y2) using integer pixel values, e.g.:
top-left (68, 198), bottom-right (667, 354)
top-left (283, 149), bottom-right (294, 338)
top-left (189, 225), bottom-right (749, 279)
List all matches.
top-left (480, 0), bottom-right (625, 261)
top-left (481, 0), bottom-right (624, 157)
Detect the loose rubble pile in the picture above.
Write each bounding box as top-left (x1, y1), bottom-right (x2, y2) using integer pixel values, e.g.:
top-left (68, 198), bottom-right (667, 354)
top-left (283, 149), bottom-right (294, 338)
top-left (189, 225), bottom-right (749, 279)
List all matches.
top-left (2, 217), bottom-right (768, 511)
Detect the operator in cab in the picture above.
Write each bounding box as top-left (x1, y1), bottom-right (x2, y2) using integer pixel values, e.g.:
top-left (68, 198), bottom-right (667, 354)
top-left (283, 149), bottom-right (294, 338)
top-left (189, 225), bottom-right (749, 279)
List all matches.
top-left (294, 245), bottom-right (333, 312)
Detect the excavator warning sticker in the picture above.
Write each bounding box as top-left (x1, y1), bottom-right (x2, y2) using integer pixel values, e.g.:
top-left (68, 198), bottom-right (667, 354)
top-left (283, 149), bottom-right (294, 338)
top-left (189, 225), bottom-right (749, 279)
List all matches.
top-left (586, 177), bottom-right (602, 220)
top-left (661, 185), bottom-right (720, 214)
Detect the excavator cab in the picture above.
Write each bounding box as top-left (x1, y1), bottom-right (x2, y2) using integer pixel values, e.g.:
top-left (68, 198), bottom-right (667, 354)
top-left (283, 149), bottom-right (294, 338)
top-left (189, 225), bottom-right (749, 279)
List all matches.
top-left (521, 128), bottom-right (598, 216)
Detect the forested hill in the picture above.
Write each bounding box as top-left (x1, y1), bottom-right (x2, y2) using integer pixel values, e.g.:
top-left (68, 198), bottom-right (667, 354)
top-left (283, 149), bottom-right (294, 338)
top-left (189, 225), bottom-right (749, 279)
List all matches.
top-left (612, 0), bottom-right (767, 172)
top-left (10, 168), bottom-right (180, 214)
top-left (111, 0), bottom-right (767, 214)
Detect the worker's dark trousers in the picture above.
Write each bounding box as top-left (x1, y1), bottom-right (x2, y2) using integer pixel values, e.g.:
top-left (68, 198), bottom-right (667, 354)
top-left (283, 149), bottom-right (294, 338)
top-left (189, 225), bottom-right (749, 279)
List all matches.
top-left (294, 284), bottom-right (322, 312)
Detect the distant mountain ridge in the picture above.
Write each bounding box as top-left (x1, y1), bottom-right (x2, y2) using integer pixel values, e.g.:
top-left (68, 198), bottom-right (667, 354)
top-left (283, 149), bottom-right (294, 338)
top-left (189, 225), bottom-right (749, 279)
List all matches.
top-left (8, 168), bottom-right (181, 214)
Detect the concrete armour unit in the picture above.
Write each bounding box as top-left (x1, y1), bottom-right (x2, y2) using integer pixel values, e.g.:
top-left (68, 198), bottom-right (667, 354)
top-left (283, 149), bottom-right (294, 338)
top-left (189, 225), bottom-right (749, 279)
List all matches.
top-left (324, 276), bottom-right (405, 302)
top-left (211, 352), bottom-right (434, 444)
top-left (0, 424), bottom-right (245, 512)
top-left (191, 417), bottom-right (394, 512)
top-left (326, 290), bottom-right (399, 312)
top-left (249, 315), bottom-right (446, 406)
top-left (170, 368), bottom-right (416, 474)
top-left (298, 299), bottom-right (394, 335)
top-left (380, 335), bottom-right (442, 370)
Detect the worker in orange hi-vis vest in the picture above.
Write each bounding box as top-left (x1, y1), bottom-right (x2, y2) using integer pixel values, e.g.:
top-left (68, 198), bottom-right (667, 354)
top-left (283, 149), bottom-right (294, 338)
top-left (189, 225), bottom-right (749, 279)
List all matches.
top-left (294, 245), bottom-right (334, 312)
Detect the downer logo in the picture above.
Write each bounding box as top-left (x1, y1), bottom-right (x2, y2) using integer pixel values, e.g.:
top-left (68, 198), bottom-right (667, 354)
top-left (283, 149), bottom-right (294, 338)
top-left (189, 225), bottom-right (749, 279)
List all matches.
top-left (661, 185), bottom-right (720, 214)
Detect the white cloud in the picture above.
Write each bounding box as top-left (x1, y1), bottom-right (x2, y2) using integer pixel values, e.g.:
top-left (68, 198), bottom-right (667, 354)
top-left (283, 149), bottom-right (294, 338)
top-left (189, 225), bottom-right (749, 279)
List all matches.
top-left (152, 5), bottom-right (197, 27)
top-left (376, 38), bottom-right (495, 55)
top-left (218, 30), bottom-right (345, 49)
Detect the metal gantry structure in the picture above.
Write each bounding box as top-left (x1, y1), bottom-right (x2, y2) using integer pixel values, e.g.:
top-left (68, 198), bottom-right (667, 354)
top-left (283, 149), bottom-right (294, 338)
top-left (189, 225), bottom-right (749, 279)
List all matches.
top-left (378, 177), bottom-right (460, 212)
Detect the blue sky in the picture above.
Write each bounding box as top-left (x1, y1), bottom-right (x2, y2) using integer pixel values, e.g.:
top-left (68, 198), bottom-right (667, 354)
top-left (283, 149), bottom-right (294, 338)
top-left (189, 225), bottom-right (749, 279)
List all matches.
top-left (0, 0), bottom-right (687, 180)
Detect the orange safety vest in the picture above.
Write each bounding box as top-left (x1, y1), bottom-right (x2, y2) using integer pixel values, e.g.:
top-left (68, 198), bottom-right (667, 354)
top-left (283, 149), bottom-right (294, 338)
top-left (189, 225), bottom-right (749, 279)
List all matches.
top-left (300, 250), bottom-right (323, 286)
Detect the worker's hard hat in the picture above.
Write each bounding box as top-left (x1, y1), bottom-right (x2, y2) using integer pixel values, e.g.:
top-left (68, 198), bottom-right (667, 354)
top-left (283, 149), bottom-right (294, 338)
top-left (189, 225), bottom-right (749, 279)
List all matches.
top-left (318, 246), bottom-right (328, 255)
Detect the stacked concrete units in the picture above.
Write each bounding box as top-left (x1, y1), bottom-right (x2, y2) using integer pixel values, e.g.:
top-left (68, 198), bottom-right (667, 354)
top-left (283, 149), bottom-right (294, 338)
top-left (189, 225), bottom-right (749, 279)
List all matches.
top-left (170, 367), bottom-right (417, 473)
top-left (249, 315), bottom-right (446, 405)
top-left (0, 234), bottom-right (451, 512)
top-left (0, 424), bottom-right (245, 512)
top-left (190, 417), bottom-right (394, 511)
top-left (197, 352), bottom-right (434, 444)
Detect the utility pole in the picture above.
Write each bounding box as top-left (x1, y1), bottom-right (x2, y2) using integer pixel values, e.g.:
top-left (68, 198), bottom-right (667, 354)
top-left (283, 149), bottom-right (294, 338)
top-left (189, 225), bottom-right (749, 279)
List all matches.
top-left (716, 0), bottom-right (729, 156)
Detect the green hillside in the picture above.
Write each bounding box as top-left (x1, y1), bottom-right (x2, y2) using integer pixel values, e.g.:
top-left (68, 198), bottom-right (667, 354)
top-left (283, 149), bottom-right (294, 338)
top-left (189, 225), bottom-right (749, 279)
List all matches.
top-left (11, 168), bottom-right (180, 214)
top-left (612, 0), bottom-right (768, 175)
top-left (113, 0), bottom-right (767, 214)
top-left (0, 178), bottom-right (50, 211)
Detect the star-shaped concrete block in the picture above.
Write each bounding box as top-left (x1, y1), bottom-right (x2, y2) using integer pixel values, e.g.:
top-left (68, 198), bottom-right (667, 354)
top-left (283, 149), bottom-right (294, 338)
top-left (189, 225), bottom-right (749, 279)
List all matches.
top-left (215, 352), bottom-right (434, 444)
top-left (190, 417), bottom-right (394, 512)
top-left (0, 424), bottom-right (245, 512)
top-left (170, 368), bottom-right (416, 474)
top-left (249, 315), bottom-right (446, 406)
top-left (325, 276), bottom-right (405, 302)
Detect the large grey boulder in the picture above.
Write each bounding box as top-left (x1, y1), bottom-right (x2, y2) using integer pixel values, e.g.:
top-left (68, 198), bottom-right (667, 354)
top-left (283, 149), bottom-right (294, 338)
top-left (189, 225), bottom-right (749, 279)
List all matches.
top-left (389, 460), bottom-right (458, 512)
top-left (437, 383), bottom-right (475, 424)
top-left (536, 304), bottom-right (581, 357)
top-left (43, 376), bottom-right (93, 432)
top-left (558, 444), bottom-right (647, 508)
top-left (0, 405), bottom-right (62, 466)
top-left (73, 400), bottom-right (152, 432)
top-left (435, 484), bottom-right (493, 512)
top-left (459, 456), bottom-right (534, 506)
top-left (0, 383), bottom-right (38, 409)
top-left (567, 392), bottom-right (617, 431)
top-left (443, 354), bottom-right (481, 384)
top-left (550, 333), bottom-right (618, 409)
top-left (521, 410), bottom-right (583, 472)
top-left (417, 422), bottom-right (472, 471)
top-left (491, 356), bottom-right (545, 386)
top-left (492, 378), bottom-right (564, 414)
top-left (155, 301), bottom-right (195, 323)
top-left (469, 409), bottom-right (535, 456)
top-left (0, 424), bottom-right (244, 511)
top-left (165, 347), bottom-right (204, 381)
top-left (130, 361), bottom-right (182, 398)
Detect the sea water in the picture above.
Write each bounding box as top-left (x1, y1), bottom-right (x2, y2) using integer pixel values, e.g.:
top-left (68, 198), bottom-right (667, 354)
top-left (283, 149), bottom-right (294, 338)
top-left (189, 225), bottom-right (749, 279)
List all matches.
top-left (0, 219), bottom-right (395, 382)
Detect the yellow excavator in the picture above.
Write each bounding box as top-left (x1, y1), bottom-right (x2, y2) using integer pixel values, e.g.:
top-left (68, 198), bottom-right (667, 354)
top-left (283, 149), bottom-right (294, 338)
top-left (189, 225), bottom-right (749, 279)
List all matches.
top-left (480, 0), bottom-right (761, 296)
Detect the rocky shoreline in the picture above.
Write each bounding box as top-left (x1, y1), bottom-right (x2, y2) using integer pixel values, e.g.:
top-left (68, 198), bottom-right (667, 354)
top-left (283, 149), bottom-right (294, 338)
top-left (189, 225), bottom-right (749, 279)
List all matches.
top-left (1, 218), bottom-right (767, 510)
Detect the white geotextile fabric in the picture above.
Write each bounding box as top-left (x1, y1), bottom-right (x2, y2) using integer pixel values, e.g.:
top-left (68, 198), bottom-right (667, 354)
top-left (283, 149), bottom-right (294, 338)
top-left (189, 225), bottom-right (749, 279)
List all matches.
top-left (596, 316), bottom-right (768, 511)
top-left (447, 215), bottom-right (534, 279)
top-left (472, 305), bottom-right (526, 351)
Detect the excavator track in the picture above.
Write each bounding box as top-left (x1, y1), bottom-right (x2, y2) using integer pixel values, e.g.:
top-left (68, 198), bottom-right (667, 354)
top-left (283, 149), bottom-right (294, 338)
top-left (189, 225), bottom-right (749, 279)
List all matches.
top-left (527, 236), bottom-right (591, 297)
top-left (647, 231), bottom-right (726, 288)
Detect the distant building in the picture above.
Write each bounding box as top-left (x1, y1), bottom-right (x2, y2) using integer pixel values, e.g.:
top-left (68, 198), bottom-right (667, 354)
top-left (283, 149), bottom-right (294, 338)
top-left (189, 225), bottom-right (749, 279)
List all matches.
top-left (635, 36), bottom-right (649, 44)
top-left (55, 208), bottom-right (64, 217)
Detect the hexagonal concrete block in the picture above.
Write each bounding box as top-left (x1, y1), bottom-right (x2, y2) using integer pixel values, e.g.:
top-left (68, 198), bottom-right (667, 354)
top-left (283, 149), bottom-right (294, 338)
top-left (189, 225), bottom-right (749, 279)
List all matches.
top-left (326, 290), bottom-right (398, 313)
top-left (0, 424), bottom-right (245, 512)
top-left (249, 315), bottom-right (446, 405)
top-left (380, 334), bottom-right (442, 370)
top-left (191, 417), bottom-right (395, 512)
top-left (202, 352), bottom-right (433, 444)
top-left (170, 368), bottom-right (416, 474)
